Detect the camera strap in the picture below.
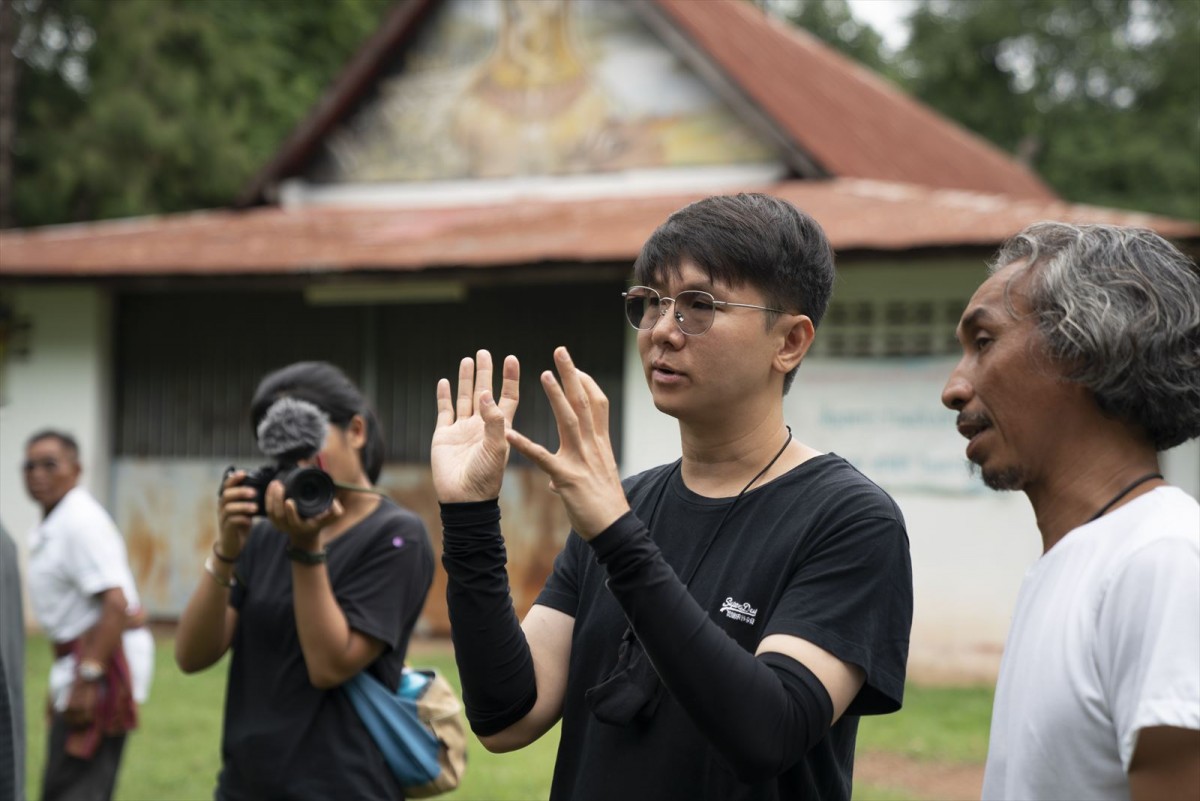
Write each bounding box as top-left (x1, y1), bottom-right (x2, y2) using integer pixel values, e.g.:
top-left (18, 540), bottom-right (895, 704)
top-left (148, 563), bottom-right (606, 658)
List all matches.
top-left (334, 482), bottom-right (390, 498)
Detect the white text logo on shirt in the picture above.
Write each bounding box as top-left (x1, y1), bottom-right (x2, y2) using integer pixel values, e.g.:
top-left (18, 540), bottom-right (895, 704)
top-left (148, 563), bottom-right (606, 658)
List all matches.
top-left (719, 597), bottom-right (758, 625)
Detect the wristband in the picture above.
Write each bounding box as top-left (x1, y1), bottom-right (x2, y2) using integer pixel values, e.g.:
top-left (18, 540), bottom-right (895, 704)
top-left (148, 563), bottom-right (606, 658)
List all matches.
top-left (204, 555), bottom-right (235, 588)
top-left (212, 543), bottom-right (237, 564)
top-left (285, 545), bottom-right (327, 565)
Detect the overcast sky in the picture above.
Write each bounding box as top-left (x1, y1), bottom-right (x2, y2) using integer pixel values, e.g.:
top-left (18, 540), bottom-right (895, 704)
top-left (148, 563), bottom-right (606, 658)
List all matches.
top-left (845, 0), bottom-right (916, 52)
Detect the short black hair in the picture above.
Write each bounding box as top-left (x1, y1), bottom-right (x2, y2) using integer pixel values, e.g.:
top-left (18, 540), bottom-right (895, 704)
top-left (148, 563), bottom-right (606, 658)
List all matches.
top-left (632, 193), bottom-right (835, 393)
top-left (249, 361), bottom-right (386, 483)
top-left (25, 429), bottom-right (80, 461)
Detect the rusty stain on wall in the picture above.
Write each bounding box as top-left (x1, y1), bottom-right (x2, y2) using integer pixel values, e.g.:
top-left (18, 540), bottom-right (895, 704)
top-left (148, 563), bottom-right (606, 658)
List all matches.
top-left (126, 507), bottom-right (170, 605)
top-left (193, 494), bottom-right (217, 561)
top-left (114, 459), bottom-right (574, 635)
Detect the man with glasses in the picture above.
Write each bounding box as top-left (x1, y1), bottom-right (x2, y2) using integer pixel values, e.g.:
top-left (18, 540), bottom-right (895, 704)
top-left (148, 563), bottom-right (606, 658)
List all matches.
top-left (432, 193), bottom-right (913, 800)
top-left (22, 430), bottom-right (152, 801)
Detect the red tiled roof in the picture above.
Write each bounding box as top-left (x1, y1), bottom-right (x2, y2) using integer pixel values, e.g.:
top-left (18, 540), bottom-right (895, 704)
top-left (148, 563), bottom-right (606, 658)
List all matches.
top-left (3, 180), bottom-right (1194, 278)
top-left (652, 0), bottom-right (1055, 200)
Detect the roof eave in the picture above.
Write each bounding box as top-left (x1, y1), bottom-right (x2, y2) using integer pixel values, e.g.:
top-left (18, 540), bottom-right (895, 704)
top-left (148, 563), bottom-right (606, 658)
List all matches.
top-left (235, 0), bottom-right (437, 208)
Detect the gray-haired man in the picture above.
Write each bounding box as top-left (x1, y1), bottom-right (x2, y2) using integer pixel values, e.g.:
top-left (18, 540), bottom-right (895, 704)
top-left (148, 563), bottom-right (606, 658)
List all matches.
top-left (942, 222), bottom-right (1200, 800)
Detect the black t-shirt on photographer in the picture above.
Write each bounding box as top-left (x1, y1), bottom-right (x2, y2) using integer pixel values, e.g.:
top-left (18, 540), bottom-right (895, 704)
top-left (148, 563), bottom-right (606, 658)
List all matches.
top-left (536, 454), bottom-right (913, 801)
top-left (218, 498), bottom-right (433, 801)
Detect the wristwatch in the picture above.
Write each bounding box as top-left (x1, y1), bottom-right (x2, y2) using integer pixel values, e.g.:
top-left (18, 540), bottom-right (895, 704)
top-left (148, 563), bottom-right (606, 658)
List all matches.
top-left (285, 544), bottom-right (328, 565)
top-left (77, 658), bottom-right (106, 682)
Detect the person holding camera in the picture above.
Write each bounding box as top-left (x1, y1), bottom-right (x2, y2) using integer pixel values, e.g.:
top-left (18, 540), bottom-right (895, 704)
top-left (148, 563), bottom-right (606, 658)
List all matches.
top-left (175, 361), bottom-right (434, 800)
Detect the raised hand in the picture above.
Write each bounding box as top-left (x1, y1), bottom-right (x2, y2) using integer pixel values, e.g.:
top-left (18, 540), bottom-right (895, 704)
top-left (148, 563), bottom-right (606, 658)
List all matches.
top-left (506, 347), bottom-right (630, 539)
top-left (432, 350), bottom-right (521, 503)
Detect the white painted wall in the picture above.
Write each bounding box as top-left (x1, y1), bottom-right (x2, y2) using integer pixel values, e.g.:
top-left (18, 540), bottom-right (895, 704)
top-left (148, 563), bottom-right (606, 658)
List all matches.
top-left (0, 285), bottom-right (113, 627)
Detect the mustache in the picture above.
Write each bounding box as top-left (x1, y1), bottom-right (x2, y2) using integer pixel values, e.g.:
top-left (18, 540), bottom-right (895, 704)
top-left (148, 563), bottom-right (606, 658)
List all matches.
top-left (956, 411), bottom-right (992, 429)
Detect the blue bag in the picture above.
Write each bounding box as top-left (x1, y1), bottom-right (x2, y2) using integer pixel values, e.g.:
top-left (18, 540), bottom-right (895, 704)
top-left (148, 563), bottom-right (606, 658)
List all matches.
top-left (344, 667), bottom-right (467, 797)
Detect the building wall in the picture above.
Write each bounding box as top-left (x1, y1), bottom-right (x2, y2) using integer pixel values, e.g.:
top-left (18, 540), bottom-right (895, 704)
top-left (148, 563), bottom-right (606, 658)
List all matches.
top-left (108, 458), bottom-right (569, 637)
top-left (99, 279), bottom-right (626, 633)
top-left (0, 285), bottom-right (113, 622)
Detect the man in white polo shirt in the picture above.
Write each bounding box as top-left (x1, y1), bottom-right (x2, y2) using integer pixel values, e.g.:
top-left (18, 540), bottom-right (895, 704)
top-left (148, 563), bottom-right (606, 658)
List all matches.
top-left (23, 430), bottom-right (153, 801)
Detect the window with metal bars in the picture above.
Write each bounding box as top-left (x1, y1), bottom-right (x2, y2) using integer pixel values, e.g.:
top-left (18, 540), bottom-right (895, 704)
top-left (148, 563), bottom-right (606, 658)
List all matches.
top-left (811, 296), bottom-right (967, 359)
top-left (114, 282), bottom-right (626, 463)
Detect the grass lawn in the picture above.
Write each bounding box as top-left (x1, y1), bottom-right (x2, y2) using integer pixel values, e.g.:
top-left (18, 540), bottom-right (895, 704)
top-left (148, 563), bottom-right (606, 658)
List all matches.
top-left (24, 634), bottom-right (990, 800)
top-left (857, 684), bottom-right (994, 764)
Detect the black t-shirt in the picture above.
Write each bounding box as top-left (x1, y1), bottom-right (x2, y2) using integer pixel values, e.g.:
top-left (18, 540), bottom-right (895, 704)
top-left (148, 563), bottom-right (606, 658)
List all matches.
top-left (536, 454), bottom-right (913, 801)
top-left (218, 498), bottom-right (434, 801)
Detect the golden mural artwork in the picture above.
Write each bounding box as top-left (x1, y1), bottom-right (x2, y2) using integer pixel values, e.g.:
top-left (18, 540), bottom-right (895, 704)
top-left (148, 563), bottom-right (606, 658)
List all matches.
top-left (321, 0), bottom-right (775, 182)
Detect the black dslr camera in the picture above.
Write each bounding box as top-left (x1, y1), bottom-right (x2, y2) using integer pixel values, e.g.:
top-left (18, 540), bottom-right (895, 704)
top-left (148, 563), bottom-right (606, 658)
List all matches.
top-left (221, 463), bottom-right (335, 519)
top-left (222, 395), bottom-right (338, 519)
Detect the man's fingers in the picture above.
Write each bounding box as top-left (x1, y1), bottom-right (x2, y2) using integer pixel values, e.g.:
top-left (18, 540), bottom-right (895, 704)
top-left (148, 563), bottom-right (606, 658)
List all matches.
top-left (435, 378), bottom-right (455, 428)
top-left (554, 347), bottom-right (596, 440)
top-left (506, 428), bottom-right (557, 475)
top-left (456, 357), bottom-right (475, 420)
top-left (475, 349), bottom-right (494, 407)
top-left (479, 390), bottom-right (507, 439)
top-left (541, 369), bottom-right (581, 447)
top-left (577, 370), bottom-right (611, 443)
top-left (498, 355), bottom-right (521, 424)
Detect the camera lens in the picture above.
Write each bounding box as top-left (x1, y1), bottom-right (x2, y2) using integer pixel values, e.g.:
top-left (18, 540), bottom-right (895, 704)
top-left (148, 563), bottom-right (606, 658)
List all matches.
top-left (280, 467), bottom-right (335, 518)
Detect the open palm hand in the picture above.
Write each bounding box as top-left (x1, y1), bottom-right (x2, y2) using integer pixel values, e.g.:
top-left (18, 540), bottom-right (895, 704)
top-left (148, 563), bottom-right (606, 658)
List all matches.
top-left (431, 350), bottom-right (521, 503)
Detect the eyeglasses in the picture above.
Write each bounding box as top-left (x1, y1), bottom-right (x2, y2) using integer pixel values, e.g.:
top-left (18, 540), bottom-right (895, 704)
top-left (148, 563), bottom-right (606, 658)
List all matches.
top-left (622, 286), bottom-right (788, 336)
top-left (22, 458), bottom-right (60, 474)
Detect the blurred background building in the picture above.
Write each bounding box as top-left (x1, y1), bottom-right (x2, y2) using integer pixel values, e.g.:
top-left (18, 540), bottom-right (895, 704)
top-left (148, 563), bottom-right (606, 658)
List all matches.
top-left (1, 0), bottom-right (1197, 681)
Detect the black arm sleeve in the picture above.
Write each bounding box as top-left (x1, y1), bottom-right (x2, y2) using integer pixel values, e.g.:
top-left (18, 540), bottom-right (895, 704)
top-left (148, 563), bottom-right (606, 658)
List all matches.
top-left (440, 500), bottom-right (538, 736)
top-left (590, 512), bottom-right (835, 783)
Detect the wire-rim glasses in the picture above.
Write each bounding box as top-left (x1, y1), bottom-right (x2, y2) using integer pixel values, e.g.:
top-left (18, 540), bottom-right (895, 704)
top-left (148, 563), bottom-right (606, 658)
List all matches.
top-left (622, 286), bottom-right (788, 336)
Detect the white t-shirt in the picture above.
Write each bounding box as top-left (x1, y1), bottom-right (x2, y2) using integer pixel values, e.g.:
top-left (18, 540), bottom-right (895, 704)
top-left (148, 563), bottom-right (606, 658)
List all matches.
top-left (27, 486), bottom-right (154, 708)
top-left (982, 486), bottom-right (1200, 801)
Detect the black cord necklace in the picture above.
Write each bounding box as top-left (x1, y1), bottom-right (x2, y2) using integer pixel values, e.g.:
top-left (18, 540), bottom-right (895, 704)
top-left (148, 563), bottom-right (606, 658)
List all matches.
top-left (640, 426), bottom-right (794, 583)
top-left (1086, 472), bottom-right (1163, 524)
top-left (678, 425), bottom-right (793, 586)
top-left (586, 426), bottom-right (795, 726)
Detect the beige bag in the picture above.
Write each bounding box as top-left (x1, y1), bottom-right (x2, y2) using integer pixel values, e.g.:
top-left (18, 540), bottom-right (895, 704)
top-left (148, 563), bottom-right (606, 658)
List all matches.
top-left (344, 666), bottom-right (468, 797)
top-left (406, 669), bottom-right (468, 797)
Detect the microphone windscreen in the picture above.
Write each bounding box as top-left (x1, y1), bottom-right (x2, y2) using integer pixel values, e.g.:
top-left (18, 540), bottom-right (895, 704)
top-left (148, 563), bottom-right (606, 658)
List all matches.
top-left (256, 397), bottom-right (329, 461)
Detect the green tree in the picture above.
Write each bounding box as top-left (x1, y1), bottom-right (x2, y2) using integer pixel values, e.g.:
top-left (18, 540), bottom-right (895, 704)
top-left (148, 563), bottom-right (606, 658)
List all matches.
top-left (6, 0), bottom-right (392, 228)
top-left (899, 0), bottom-right (1200, 220)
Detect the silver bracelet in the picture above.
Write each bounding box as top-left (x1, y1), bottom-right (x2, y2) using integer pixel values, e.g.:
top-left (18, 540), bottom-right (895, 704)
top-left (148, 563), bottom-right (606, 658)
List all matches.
top-left (203, 555), bottom-right (235, 588)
